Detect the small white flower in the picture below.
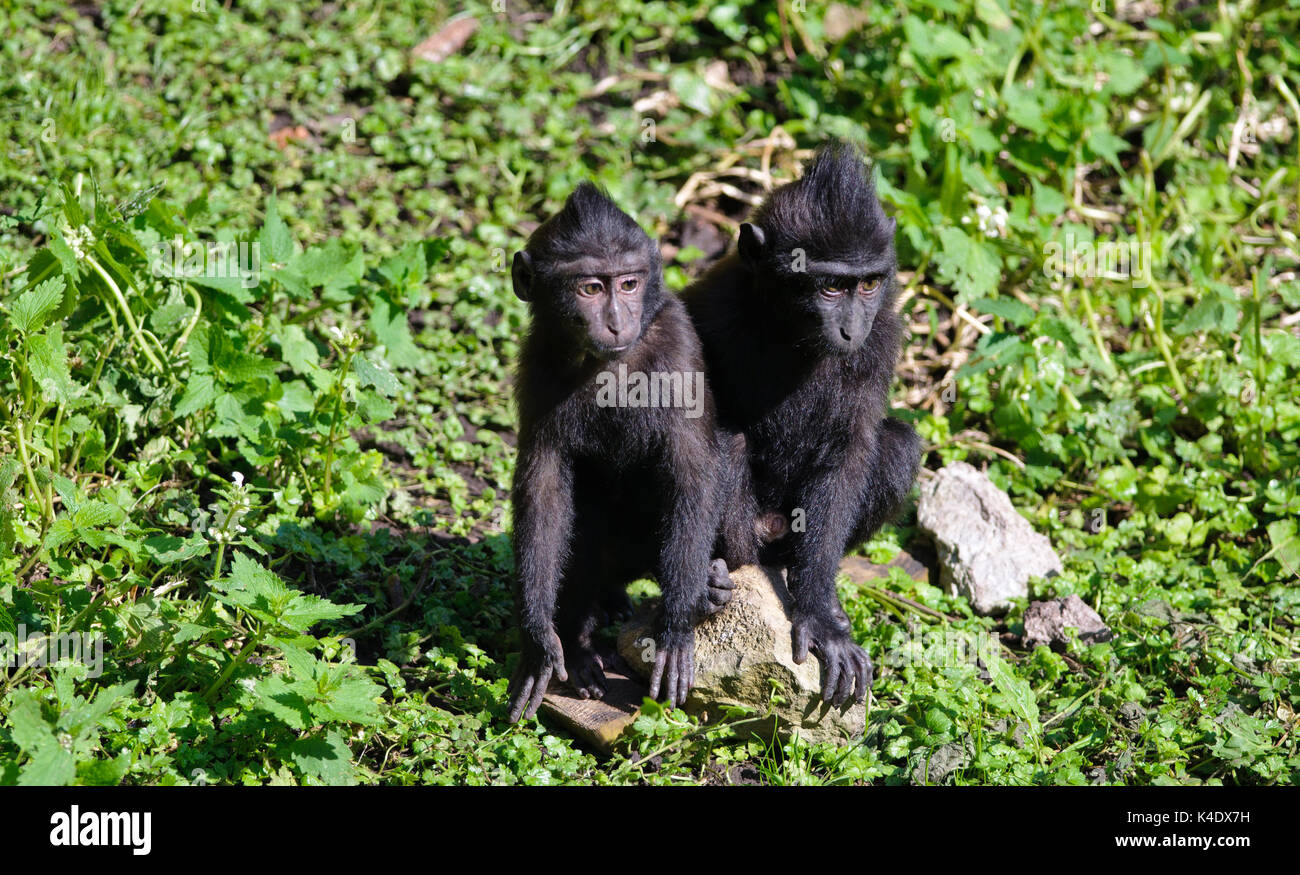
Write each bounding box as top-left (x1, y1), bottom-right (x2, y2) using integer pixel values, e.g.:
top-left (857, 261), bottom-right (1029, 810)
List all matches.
top-left (232, 472), bottom-right (245, 487)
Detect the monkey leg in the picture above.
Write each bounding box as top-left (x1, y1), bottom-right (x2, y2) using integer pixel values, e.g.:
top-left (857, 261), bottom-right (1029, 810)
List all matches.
top-left (554, 556), bottom-right (610, 701)
top-left (849, 417), bottom-right (921, 547)
top-left (715, 431), bottom-right (761, 568)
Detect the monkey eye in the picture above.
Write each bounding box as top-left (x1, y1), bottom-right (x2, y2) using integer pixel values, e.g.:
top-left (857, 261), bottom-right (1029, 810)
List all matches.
top-left (618, 277), bottom-right (640, 294)
top-left (857, 277), bottom-right (882, 296)
top-left (819, 278), bottom-right (852, 298)
top-left (577, 279), bottom-right (604, 297)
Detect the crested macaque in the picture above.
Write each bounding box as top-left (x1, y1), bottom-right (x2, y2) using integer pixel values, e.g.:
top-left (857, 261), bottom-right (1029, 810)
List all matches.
top-left (507, 183), bottom-right (732, 723)
top-left (682, 141), bottom-right (921, 707)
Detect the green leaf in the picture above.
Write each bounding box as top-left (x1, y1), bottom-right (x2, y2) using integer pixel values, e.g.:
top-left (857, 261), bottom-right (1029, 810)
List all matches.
top-left (254, 675), bottom-right (313, 730)
top-left (290, 730), bottom-right (357, 785)
top-left (143, 534), bottom-right (209, 564)
top-left (1101, 52), bottom-right (1146, 96)
top-left (904, 17), bottom-right (970, 61)
top-left (11, 276), bottom-right (66, 334)
top-left (71, 501), bottom-right (119, 530)
top-left (371, 294), bottom-right (420, 369)
top-left (668, 69), bottom-right (715, 115)
top-left (19, 744), bottom-right (76, 787)
top-left (353, 354), bottom-right (400, 397)
top-left (278, 324), bottom-right (320, 375)
top-left (175, 373), bottom-right (217, 417)
top-left (289, 239), bottom-right (364, 301)
top-left (6, 690), bottom-right (52, 754)
top-left (972, 296), bottom-right (1034, 326)
top-left (986, 649), bottom-right (1041, 743)
top-left (259, 194), bottom-right (295, 264)
top-left (1267, 520), bottom-right (1300, 579)
top-left (278, 593), bottom-right (363, 632)
top-left (933, 226), bottom-right (1001, 304)
top-left (974, 0), bottom-right (1012, 30)
top-left (1086, 127), bottom-right (1130, 172)
top-left (376, 241), bottom-right (428, 290)
top-left (27, 325), bottom-right (78, 405)
top-left (316, 675), bottom-right (384, 726)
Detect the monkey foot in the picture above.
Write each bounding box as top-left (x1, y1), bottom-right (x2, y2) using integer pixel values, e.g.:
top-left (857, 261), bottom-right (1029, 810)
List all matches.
top-left (649, 632), bottom-right (696, 709)
top-left (791, 612), bottom-right (873, 706)
top-left (696, 558), bottom-right (734, 618)
top-left (601, 588), bottom-right (635, 624)
top-left (565, 650), bottom-right (608, 700)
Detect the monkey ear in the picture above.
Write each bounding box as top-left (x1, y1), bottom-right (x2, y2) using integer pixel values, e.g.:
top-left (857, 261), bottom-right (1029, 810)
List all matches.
top-left (737, 223), bottom-right (766, 266)
top-left (886, 215), bottom-right (897, 236)
top-left (511, 251), bottom-right (533, 302)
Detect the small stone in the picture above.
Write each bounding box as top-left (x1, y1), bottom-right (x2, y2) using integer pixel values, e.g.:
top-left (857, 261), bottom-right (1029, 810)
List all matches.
top-left (917, 462), bottom-right (1062, 615)
top-left (618, 565), bottom-right (865, 745)
top-left (1118, 702), bottom-right (1146, 728)
top-left (1022, 594), bottom-right (1112, 650)
top-left (912, 737), bottom-right (974, 785)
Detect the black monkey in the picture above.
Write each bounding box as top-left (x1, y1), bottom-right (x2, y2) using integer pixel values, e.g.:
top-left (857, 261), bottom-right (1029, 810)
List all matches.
top-left (507, 183), bottom-right (732, 723)
top-left (682, 141), bottom-right (921, 707)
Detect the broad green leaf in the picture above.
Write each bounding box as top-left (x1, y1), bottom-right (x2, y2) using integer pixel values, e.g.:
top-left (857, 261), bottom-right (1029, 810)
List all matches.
top-left (278, 324), bottom-right (320, 375)
top-left (315, 675), bottom-right (384, 726)
top-left (353, 354), bottom-right (400, 396)
top-left (27, 325), bottom-right (77, 405)
top-left (175, 373), bottom-right (217, 417)
top-left (19, 744), bottom-right (76, 787)
top-left (371, 294), bottom-right (420, 369)
top-left (986, 649), bottom-right (1041, 743)
top-left (278, 593), bottom-right (362, 632)
top-left (258, 194), bottom-right (295, 264)
top-left (1267, 520), bottom-right (1299, 579)
top-left (974, 0), bottom-right (1012, 30)
top-left (972, 296), bottom-right (1035, 326)
top-left (290, 730), bottom-right (357, 785)
top-left (934, 226), bottom-right (1001, 304)
top-left (254, 675), bottom-right (313, 730)
top-left (7, 690), bottom-right (55, 754)
top-left (11, 276), bottom-right (66, 334)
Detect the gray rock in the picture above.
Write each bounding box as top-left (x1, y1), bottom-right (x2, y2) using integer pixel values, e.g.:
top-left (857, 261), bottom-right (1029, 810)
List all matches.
top-left (916, 462), bottom-right (1062, 615)
top-left (618, 565), bottom-right (865, 745)
top-left (912, 737), bottom-right (974, 785)
top-left (1022, 594), bottom-right (1112, 650)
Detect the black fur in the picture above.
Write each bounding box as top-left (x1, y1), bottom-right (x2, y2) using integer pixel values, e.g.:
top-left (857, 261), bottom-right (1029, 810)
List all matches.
top-left (683, 142), bottom-right (921, 707)
top-left (506, 183), bottom-right (730, 722)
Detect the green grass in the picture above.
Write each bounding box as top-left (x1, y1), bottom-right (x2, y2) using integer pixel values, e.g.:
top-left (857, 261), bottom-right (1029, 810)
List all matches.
top-left (0, 0), bottom-right (1297, 785)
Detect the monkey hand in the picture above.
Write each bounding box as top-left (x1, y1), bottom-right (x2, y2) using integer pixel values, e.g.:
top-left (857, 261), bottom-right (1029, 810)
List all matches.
top-left (695, 558), bottom-right (734, 619)
top-left (790, 609), bottom-right (873, 706)
top-left (649, 629), bottom-right (696, 709)
top-left (565, 648), bottom-right (608, 701)
top-left (506, 628), bottom-right (567, 723)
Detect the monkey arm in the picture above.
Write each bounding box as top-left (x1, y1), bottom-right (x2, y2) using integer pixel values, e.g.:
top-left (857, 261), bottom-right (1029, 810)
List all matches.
top-left (648, 421), bottom-right (722, 708)
top-left (506, 438), bottom-right (575, 722)
top-left (783, 453), bottom-right (875, 706)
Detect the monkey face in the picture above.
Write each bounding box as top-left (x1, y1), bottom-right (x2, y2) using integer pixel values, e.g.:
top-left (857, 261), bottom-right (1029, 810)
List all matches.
top-left (513, 249), bottom-right (659, 359)
top-left (807, 273), bottom-right (886, 354)
top-left (566, 264), bottom-right (650, 357)
top-left (739, 222), bottom-right (895, 356)
top-left (512, 183), bottom-right (667, 360)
